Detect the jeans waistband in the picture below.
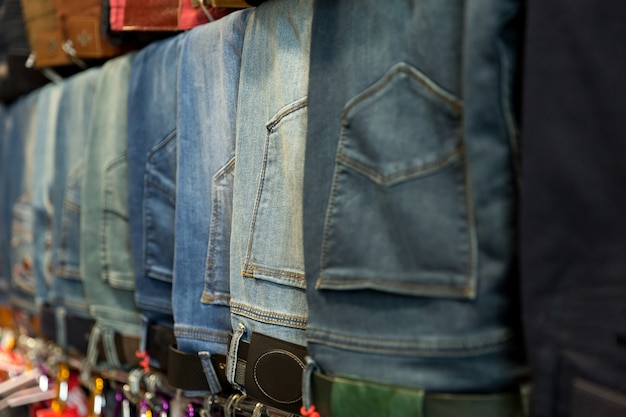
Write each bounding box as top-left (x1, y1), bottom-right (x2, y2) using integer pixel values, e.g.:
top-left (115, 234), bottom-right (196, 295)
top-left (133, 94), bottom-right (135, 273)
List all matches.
top-left (310, 371), bottom-right (528, 417)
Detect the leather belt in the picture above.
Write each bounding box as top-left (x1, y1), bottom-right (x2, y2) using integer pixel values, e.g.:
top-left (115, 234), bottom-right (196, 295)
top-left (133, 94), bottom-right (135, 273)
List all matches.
top-left (311, 371), bottom-right (526, 417)
top-left (39, 304), bottom-right (141, 367)
top-left (144, 323), bottom-right (175, 373)
top-left (231, 332), bottom-right (308, 415)
top-left (167, 344), bottom-right (231, 394)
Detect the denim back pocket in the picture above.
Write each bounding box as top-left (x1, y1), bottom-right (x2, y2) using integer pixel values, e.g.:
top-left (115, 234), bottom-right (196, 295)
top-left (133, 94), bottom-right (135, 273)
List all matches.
top-left (202, 156), bottom-right (234, 306)
top-left (11, 194), bottom-right (35, 294)
top-left (101, 153), bottom-right (134, 290)
top-left (144, 133), bottom-right (176, 283)
top-left (56, 163), bottom-right (83, 281)
top-left (242, 97), bottom-right (308, 290)
top-left (318, 63), bottom-right (477, 299)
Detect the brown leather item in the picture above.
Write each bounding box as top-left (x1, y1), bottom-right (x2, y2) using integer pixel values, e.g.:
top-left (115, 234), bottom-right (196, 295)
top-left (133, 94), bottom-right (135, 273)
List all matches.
top-left (54, 0), bottom-right (121, 58)
top-left (19, 0), bottom-right (72, 68)
top-left (122, 0), bottom-right (179, 31)
top-left (205, 0), bottom-right (250, 7)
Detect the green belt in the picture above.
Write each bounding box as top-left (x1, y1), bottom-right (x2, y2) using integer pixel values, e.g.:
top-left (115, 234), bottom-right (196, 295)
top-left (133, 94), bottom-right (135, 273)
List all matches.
top-left (311, 371), bottom-right (526, 417)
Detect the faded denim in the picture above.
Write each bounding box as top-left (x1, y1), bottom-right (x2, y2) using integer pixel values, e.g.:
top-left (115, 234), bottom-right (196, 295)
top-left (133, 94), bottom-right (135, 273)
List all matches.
top-left (81, 54), bottom-right (142, 351)
top-left (128, 34), bottom-right (186, 323)
top-left (31, 84), bottom-right (63, 307)
top-left (227, 0), bottom-right (312, 350)
top-left (303, 0), bottom-right (528, 394)
top-left (0, 103), bottom-right (11, 306)
top-left (172, 9), bottom-right (251, 392)
top-left (3, 92), bottom-right (38, 313)
top-left (48, 68), bottom-right (100, 319)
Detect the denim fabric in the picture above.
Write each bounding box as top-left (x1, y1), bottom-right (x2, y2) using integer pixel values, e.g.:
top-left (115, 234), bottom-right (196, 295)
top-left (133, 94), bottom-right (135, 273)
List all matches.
top-left (127, 34), bottom-right (185, 324)
top-left (4, 92), bottom-right (38, 313)
top-left (48, 68), bottom-right (100, 318)
top-left (81, 54), bottom-right (141, 341)
top-left (228, 0), bottom-right (312, 348)
top-left (172, 9), bottom-right (251, 378)
top-left (302, 0), bottom-right (527, 394)
top-left (0, 103), bottom-right (9, 306)
top-left (522, 2), bottom-right (626, 416)
top-left (32, 84), bottom-right (63, 307)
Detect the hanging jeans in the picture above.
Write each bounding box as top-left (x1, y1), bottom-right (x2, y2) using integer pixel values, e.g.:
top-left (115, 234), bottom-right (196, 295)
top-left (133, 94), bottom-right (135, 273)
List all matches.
top-left (172, 9), bottom-right (252, 395)
top-left (302, 1), bottom-right (528, 415)
top-left (226, 1), bottom-right (312, 413)
top-left (81, 54), bottom-right (142, 369)
top-left (521, 1), bottom-right (626, 416)
top-left (3, 92), bottom-right (38, 316)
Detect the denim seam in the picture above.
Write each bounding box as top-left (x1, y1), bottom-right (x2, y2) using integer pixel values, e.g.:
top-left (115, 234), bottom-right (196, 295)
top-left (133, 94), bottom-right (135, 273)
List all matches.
top-left (243, 98), bottom-right (308, 289)
top-left (55, 267), bottom-right (81, 280)
top-left (498, 40), bottom-right (521, 189)
top-left (340, 63), bottom-right (463, 123)
top-left (100, 153), bottom-right (130, 287)
top-left (174, 326), bottom-right (230, 344)
top-left (337, 147), bottom-right (461, 187)
top-left (315, 276), bottom-right (472, 298)
top-left (242, 262), bottom-right (305, 282)
top-left (145, 130), bottom-right (177, 203)
top-left (203, 156), bottom-right (235, 304)
top-left (307, 327), bottom-right (512, 355)
top-left (230, 302), bottom-right (307, 329)
top-left (63, 200), bottom-right (80, 213)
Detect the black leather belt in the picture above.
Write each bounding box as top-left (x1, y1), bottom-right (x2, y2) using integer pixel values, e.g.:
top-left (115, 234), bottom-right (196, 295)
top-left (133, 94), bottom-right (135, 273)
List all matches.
top-left (144, 323), bottom-right (176, 373)
top-left (167, 344), bottom-right (231, 394)
top-left (231, 332), bottom-right (308, 415)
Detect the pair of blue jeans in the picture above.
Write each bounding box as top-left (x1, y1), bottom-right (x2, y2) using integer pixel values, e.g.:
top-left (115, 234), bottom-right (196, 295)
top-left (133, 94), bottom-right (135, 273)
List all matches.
top-left (48, 68), bottom-right (101, 321)
top-left (81, 55), bottom-right (142, 364)
top-left (127, 34), bottom-right (186, 329)
top-left (302, 0), bottom-right (528, 397)
top-left (32, 84), bottom-right (64, 308)
top-left (227, 0), bottom-right (312, 354)
top-left (2, 91), bottom-right (38, 314)
top-left (172, 9), bottom-right (251, 394)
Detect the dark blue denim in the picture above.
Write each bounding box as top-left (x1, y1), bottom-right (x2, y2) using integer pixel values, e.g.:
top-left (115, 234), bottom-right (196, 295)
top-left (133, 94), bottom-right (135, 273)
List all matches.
top-left (522, 2), bottom-right (626, 416)
top-left (127, 34), bottom-right (185, 324)
top-left (303, 0), bottom-right (527, 394)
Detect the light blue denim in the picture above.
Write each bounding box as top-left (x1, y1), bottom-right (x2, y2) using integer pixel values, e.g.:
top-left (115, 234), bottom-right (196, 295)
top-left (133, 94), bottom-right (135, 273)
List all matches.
top-left (81, 54), bottom-right (142, 355)
top-left (127, 34), bottom-right (186, 324)
top-left (32, 83), bottom-right (63, 308)
top-left (48, 68), bottom-right (101, 319)
top-left (302, 0), bottom-right (528, 397)
top-left (3, 92), bottom-right (38, 314)
top-left (228, 0), bottom-right (312, 351)
top-left (173, 9), bottom-right (251, 393)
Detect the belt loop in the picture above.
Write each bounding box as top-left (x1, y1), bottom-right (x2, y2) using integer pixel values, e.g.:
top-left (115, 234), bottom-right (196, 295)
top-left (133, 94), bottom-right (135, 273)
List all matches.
top-left (520, 381), bottom-right (533, 417)
top-left (55, 307), bottom-right (67, 348)
top-left (139, 315), bottom-right (149, 354)
top-left (198, 351), bottom-right (222, 394)
top-left (102, 325), bottom-right (121, 368)
top-left (302, 356), bottom-right (319, 411)
top-left (227, 323), bottom-right (245, 390)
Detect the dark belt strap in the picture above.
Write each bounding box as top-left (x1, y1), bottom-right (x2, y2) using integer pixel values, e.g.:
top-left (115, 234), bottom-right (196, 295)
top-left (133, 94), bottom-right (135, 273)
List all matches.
top-left (167, 344), bottom-right (231, 394)
top-left (40, 304), bottom-right (94, 356)
top-left (233, 332), bottom-right (307, 415)
top-left (40, 304), bottom-right (141, 367)
top-left (145, 323), bottom-right (175, 373)
top-left (312, 371), bottom-right (525, 417)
